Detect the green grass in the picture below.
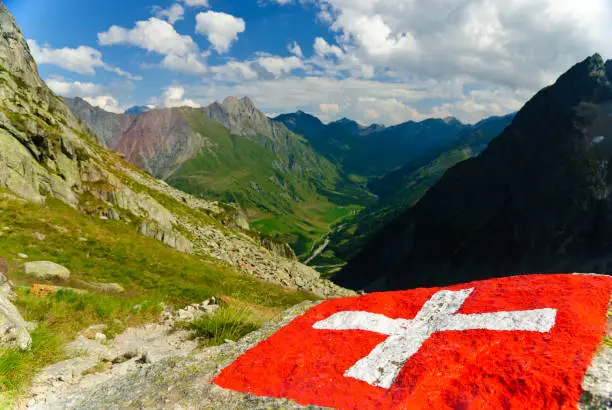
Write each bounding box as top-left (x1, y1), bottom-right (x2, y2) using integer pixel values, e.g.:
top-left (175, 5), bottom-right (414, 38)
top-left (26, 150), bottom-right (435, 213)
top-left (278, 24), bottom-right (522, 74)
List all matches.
top-left (0, 195), bottom-right (314, 308)
top-left (0, 289), bottom-right (161, 400)
top-left (0, 326), bottom-right (63, 403)
top-left (178, 304), bottom-right (264, 347)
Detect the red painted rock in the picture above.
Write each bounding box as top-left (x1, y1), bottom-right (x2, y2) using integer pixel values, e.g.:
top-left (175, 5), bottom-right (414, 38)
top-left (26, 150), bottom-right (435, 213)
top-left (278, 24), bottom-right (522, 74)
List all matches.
top-left (213, 274), bottom-right (612, 409)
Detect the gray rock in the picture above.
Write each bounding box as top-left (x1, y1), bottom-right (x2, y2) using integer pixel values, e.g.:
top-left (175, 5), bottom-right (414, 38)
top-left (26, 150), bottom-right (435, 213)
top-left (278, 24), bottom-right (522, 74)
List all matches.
top-left (24, 261), bottom-right (70, 281)
top-left (27, 302), bottom-right (320, 409)
top-left (0, 291), bottom-right (31, 350)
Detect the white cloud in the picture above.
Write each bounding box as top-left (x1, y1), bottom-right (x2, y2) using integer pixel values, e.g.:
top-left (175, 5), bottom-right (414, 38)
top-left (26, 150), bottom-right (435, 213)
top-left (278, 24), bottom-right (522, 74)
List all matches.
top-left (98, 17), bottom-right (208, 76)
top-left (27, 39), bottom-right (140, 80)
top-left (162, 85), bottom-right (200, 108)
top-left (313, 37), bottom-right (343, 59)
top-left (302, 0), bottom-right (612, 89)
top-left (162, 52), bottom-right (208, 75)
top-left (98, 18), bottom-right (197, 56)
top-left (319, 103), bottom-right (340, 115)
top-left (195, 11), bottom-right (245, 54)
top-left (287, 41), bottom-right (303, 58)
top-left (46, 77), bottom-right (108, 97)
top-left (83, 95), bottom-right (128, 114)
top-left (211, 60), bottom-right (258, 81)
top-left (182, 0), bottom-right (209, 7)
top-left (152, 3), bottom-right (184, 25)
top-left (254, 56), bottom-right (304, 77)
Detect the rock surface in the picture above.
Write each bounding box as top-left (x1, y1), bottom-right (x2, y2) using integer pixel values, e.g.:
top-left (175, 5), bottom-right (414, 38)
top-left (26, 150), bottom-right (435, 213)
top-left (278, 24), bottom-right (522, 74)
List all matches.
top-left (0, 282), bottom-right (31, 350)
top-left (23, 302), bottom-right (323, 410)
top-left (580, 297), bottom-right (612, 409)
top-left (24, 261), bottom-right (70, 281)
top-left (20, 295), bottom-right (612, 409)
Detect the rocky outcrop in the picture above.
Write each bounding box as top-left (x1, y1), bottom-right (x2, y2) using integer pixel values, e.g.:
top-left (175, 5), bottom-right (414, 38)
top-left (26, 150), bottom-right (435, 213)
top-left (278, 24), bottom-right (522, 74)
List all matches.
top-left (0, 275), bottom-right (31, 350)
top-left (62, 97), bottom-right (136, 148)
top-left (24, 302), bottom-right (320, 410)
top-left (115, 108), bottom-right (209, 180)
top-left (24, 261), bottom-right (70, 281)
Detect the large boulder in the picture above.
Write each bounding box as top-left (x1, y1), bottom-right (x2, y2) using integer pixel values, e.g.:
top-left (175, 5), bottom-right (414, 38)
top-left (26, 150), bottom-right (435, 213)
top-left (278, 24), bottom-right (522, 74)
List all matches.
top-left (0, 290), bottom-right (31, 350)
top-left (24, 261), bottom-right (70, 281)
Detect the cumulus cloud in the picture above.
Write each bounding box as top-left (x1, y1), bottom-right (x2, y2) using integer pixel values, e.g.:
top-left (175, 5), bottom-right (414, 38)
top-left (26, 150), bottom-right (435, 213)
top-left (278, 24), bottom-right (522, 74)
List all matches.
top-left (152, 3), bottom-right (184, 25)
top-left (98, 17), bottom-right (208, 75)
top-left (162, 52), bottom-right (208, 75)
top-left (254, 56), bottom-right (304, 77)
top-left (161, 85), bottom-right (200, 108)
top-left (287, 41), bottom-right (303, 58)
top-left (195, 11), bottom-right (245, 53)
top-left (182, 0), bottom-right (209, 7)
top-left (83, 95), bottom-right (128, 114)
top-left (27, 39), bottom-right (140, 80)
top-left (98, 18), bottom-right (196, 56)
top-left (302, 0), bottom-right (612, 89)
top-left (46, 77), bottom-right (109, 97)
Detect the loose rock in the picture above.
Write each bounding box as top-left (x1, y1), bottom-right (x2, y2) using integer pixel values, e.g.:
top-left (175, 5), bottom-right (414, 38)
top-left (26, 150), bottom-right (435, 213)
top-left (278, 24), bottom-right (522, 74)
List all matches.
top-left (24, 261), bottom-right (70, 281)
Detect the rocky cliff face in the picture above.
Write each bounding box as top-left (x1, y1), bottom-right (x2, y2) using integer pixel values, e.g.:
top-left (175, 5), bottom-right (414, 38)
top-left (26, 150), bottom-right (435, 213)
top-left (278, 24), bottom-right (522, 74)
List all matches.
top-left (63, 97), bottom-right (135, 148)
top-left (115, 108), bottom-right (209, 180)
top-left (336, 55), bottom-right (612, 291)
top-left (0, 2), bottom-right (349, 298)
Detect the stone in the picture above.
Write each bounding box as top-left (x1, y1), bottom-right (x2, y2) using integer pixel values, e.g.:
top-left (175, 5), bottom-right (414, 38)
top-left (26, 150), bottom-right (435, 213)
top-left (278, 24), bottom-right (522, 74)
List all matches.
top-left (0, 291), bottom-right (31, 350)
top-left (24, 261), bottom-right (70, 281)
top-left (33, 232), bottom-right (46, 241)
top-left (94, 333), bottom-right (107, 343)
top-left (81, 324), bottom-right (107, 340)
top-left (18, 253), bottom-right (28, 259)
top-left (76, 280), bottom-right (125, 294)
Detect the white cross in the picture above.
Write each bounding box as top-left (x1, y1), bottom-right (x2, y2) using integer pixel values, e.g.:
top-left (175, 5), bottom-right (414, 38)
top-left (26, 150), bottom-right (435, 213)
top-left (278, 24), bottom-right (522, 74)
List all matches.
top-left (313, 288), bottom-right (557, 389)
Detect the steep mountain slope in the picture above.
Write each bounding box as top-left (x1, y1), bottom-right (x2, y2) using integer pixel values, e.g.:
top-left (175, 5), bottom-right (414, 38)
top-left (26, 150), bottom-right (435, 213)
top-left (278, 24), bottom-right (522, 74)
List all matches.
top-left (63, 97), bottom-right (136, 148)
top-left (114, 107), bottom-right (209, 180)
top-left (322, 114), bottom-right (514, 268)
top-left (0, 2), bottom-right (347, 298)
top-left (336, 54), bottom-right (612, 291)
top-left (276, 111), bottom-right (468, 177)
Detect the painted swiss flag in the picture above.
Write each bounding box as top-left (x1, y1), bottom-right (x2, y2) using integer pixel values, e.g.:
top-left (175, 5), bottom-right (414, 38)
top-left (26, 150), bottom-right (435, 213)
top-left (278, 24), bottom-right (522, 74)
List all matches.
top-left (213, 274), bottom-right (612, 409)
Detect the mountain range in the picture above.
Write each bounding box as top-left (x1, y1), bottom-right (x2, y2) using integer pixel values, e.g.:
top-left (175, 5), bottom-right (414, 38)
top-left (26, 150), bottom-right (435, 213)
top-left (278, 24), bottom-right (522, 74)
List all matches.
top-left (335, 54), bottom-right (612, 291)
top-left (65, 93), bottom-right (517, 264)
top-left (275, 111), bottom-right (468, 178)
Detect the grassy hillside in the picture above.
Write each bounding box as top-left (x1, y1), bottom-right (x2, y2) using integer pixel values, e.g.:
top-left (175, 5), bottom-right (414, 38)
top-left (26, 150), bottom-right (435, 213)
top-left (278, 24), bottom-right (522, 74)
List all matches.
top-left (169, 109), bottom-right (372, 258)
top-left (0, 191), bottom-right (315, 401)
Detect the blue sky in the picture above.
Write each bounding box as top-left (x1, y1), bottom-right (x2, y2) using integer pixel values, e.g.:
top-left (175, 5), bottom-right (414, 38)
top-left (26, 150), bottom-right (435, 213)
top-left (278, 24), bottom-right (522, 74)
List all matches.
top-left (7, 0), bottom-right (612, 124)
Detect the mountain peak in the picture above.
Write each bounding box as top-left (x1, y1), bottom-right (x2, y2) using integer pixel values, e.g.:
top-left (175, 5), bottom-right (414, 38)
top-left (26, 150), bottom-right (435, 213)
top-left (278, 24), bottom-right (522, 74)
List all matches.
top-left (222, 96), bottom-right (239, 106)
top-left (0, 2), bottom-right (45, 89)
top-left (124, 105), bottom-right (152, 115)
